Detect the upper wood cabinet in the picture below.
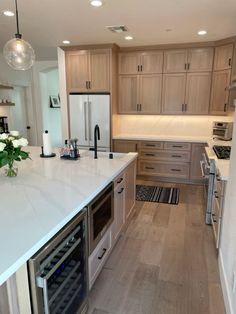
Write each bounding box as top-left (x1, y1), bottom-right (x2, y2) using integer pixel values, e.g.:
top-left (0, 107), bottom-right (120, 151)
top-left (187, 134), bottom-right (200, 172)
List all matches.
top-left (66, 51), bottom-right (90, 92)
top-left (119, 75), bottom-right (138, 113)
top-left (119, 51), bottom-right (163, 74)
top-left (139, 74), bottom-right (162, 114)
top-left (164, 48), bottom-right (214, 73)
top-left (164, 50), bottom-right (188, 73)
top-left (210, 69), bottom-right (231, 115)
top-left (214, 44), bottom-right (234, 71)
top-left (66, 49), bottom-right (110, 92)
top-left (187, 48), bottom-right (214, 72)
top-left (185, 72), bottom-right (212, 114)
top-left (162, 73), bottom-right (186, 114)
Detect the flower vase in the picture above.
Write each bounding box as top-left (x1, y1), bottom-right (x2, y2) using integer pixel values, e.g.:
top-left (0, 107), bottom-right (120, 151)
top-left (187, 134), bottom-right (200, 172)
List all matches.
top-left (5, 162), bottom-right (18, 177)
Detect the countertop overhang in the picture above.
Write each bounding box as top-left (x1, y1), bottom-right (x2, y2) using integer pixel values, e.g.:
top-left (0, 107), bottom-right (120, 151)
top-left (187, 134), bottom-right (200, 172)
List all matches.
top-left (0, 147), bottom-right (137, 285)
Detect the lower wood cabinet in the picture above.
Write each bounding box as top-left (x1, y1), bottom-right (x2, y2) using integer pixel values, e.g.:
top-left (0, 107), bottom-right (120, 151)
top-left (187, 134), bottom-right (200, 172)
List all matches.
top-left (125, 161), bottom-right (136, 219)
top-left (113, 140), bottom-right (138, 153)
top-left (112, 177), bottom-right (125, 243)
top-left (113, 139), bottom-right (207, 183)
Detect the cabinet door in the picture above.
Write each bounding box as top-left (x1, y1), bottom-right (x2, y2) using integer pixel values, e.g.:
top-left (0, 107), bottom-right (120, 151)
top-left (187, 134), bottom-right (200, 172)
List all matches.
top-left (210, 70), bottom-right (231, 114)
top-left (214, 44), bottom-right (234, 71)
top-left (90, 50), bottom-right (110, 92)
top-left (185, 72), bottom-right (211, 114)
top-left (113, 140), bottom-right (138, 153)
top-left (163, 50), bottom-right (188, 73)
top-left (119, 53), bottom-right (140, 74)
top-left (139, 74), bottom-right (162, 114)
top-left (125, 161), bottom-right (136, 220)
top-left (190, 143), bottom-right (206, 181)
top-left (140, 51), bottom-right (163, 74)
top-left (66, 51), bottom-right (89, 92)
top-left (119, 75), bottom-right (138, 113)
top-left (162, 74), bottom-right (186, 114)
top-left (112, 182), bottom-right (125, 242)
top-left (188, 48), bottom-right (214, 72)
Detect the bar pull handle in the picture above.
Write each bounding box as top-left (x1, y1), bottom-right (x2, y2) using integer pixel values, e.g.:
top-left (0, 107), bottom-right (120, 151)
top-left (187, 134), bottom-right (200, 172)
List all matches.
top-left (184, 63), bottom-right (187, 70)
top-left (173, 145), bottom-right (183, 148)
top-left (214, 191), bottom-right (219, 199)
top-left (188, 63), bottom-right (190, 70)
top-left (89, 81), bottom-right (91, 89)
top-left (118, 188), bottom-right (124, 194)
top-left (140, 65), bottom-right (143, 72)
top-left (138, 65), bottom-right (140, 72)
top-left (224, 103), bottom-right (227, 112)
top-left (117, 178), bottom-right (123, 184)
top-left (185, 104), bottom-right (187, 112)
top-left (182, 104), bottom-right (184, 112)
top-left (172, 155), bottom-right (182, 158)
top-left (137, 104), bottom-right (139, 111)
top-left (98, 248), bottom-right (107, 260)
top-left (171, 168), bottom-right (181, 172)
top-left (145, 153), bottom-right (155, 156)
top-left (84, 102), bottom-right (88, 141)
top-left (145, 144), bottom-right (155, 147)
top-left (228, 58), bottom-right (232, 66)
top-left (139, 104), bottom-right (142, 111)
top-left (145, 166), bottom-right (155, 170)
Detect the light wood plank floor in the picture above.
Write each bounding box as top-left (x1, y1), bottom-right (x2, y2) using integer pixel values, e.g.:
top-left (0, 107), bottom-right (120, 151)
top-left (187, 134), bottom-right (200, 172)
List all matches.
top-left (88, 181), bottom-right (225, 314)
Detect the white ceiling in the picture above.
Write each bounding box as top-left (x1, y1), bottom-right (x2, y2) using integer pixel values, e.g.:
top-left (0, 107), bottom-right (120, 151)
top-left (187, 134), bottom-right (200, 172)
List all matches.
top-left (0, 0), bottom-right (236, 60)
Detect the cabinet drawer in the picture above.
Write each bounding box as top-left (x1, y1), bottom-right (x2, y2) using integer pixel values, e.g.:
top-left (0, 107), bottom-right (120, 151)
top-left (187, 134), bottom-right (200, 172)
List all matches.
top-left (138, 160), bottom-right (190, 179)
top-left (139, 141), bottom-right (163, 149)
top-left (164, 142), bottom-right (191, 151)
top-left (139, 149), bottom-right (191, 162)
top-left (89, 230), bottom-right (111, 288)
top-left (113, 171), bottom-right (125, 189)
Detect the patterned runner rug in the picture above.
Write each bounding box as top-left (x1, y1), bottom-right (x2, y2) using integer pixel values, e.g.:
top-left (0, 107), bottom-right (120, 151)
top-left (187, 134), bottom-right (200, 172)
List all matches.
top-left (136, 185), bottom-right (179, 205)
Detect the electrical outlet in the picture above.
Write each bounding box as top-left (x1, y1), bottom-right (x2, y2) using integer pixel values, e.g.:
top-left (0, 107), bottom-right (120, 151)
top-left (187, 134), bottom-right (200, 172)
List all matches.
top-left (233, 271), bottom-right (236, 293)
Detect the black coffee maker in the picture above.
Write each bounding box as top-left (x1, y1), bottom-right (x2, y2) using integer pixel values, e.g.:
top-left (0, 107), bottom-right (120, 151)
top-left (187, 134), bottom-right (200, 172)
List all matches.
top-left (0, 116), bottom-right (9, 134)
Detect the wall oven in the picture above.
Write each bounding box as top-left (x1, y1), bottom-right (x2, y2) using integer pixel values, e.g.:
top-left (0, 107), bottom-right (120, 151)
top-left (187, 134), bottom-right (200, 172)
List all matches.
top-left (88, 182), bottom-right (114, 254)
top-left (28, 209), bottom-right (88, 314)
top-left (200, 152), bottom-right (216, 225)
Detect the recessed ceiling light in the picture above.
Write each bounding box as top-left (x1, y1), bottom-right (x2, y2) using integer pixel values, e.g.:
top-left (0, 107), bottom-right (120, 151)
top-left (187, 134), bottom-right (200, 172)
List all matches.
top-left (198, 30), bottom-right (207, 35)
top-left (125, 36), bottom-right (133, 41)
top-left (90, 0), bottom-right (103, 7)
top-left (62, 40), bottom-right (71, 44)
top-left (2, 10), bottom-right (15, 17)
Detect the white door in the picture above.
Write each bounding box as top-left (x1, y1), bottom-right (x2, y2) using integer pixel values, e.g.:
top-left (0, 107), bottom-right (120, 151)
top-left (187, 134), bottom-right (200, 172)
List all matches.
top-left (69, 94), bottom-right (89, 147)
top-left (89, 94), bottom-right (110, 149)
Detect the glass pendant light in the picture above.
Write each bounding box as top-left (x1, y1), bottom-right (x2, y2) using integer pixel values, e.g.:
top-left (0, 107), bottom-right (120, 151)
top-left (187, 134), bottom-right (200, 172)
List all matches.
top-left (3, 0), bottom-right (35, 70)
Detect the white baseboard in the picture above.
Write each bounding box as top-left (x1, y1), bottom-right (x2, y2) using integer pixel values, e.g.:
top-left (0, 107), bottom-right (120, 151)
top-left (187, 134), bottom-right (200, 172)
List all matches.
top-left (218, 249), bottom-right (234, 314)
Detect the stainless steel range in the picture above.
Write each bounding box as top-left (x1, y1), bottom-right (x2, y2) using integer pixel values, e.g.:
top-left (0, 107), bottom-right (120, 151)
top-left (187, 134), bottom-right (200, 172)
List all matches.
top-left (213, 145), bottom-right (231, 160)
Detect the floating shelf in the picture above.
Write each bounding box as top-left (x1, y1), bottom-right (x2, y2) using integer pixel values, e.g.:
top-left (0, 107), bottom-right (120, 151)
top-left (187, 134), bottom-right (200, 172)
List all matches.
top-left (0, 102), bottom-right (15, 106)
top-left (0, 85), bottom-right (14, 90)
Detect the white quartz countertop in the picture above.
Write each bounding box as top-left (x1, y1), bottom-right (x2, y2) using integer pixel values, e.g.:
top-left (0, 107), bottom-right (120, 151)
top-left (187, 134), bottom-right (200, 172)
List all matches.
top-left (113, 134), bottom-right (210, 143)
top-left (0, 147), bottom-right (137, 285)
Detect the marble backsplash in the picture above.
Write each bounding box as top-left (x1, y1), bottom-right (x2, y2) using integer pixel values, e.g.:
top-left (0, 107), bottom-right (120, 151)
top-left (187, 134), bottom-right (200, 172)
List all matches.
top-left (115, 115), bottom-right (234, 137)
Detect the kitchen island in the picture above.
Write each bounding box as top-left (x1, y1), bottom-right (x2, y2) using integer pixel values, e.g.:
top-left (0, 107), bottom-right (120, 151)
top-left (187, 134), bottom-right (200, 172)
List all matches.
top-left (0, 147), bottom-right (137, 313)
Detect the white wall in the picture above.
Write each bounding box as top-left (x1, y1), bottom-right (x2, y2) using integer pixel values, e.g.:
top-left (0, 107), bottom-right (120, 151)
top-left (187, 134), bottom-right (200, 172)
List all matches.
top-left (39, 68), bottom-right (62, 147)
top-left (219, 111), bottom-right (236, 314)
top-left (116, 115), bottom-right (234, 138)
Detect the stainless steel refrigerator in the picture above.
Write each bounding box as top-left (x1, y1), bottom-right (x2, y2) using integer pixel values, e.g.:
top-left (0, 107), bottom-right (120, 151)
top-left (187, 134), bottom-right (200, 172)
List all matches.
top-left (69, 93), bottom-right (110, 151)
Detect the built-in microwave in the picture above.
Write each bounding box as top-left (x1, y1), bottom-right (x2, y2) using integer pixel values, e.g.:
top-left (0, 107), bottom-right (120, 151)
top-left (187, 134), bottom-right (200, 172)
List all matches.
top-left (88, 182), bottom-right (114, 254)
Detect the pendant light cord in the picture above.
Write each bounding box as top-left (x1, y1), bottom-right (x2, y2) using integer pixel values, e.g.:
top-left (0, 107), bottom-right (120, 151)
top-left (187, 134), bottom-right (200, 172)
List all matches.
top-left (15, 0), bottom-right (22, 38)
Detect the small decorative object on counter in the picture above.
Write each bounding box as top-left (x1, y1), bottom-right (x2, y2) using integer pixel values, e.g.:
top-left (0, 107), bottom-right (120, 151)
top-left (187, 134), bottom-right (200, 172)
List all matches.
top-left (60, 138), bottom-right (80, 160)
top-left (0, 131), bottom-right (30, 177)
top-left (40, 130), bottom-right (56, 158)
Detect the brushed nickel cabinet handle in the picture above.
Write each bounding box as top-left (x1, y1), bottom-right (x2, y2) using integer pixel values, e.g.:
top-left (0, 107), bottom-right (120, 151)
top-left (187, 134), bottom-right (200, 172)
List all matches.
top-left (98, 248), bottom-right (107, 260)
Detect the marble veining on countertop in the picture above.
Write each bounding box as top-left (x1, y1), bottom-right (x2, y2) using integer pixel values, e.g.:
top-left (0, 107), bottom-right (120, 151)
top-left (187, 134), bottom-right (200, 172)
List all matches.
top-left (0, 147), bottom-right (137, 285)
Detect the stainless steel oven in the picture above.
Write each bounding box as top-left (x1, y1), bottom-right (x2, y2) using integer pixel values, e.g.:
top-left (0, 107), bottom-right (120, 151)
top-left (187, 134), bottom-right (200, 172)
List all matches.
top-left (28, 209), bottom-right (88, 314)
top-left (88, 182), bottom-right (114, 254)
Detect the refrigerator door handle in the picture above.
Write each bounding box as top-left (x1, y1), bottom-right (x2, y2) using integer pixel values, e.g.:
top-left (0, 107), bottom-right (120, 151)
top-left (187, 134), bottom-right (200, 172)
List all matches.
top-left (84, 102), bottom-right (88, 141)
top-left (88, 101), bottom-right (92, 141)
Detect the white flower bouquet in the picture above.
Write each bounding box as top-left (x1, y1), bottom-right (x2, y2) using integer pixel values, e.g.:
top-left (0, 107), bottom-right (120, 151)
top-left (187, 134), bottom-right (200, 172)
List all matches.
top-left (0, 131), bottom-right (30, 177)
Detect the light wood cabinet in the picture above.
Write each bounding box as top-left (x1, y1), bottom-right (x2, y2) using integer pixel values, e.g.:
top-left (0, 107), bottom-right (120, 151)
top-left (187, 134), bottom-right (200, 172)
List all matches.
top-left (113, 140), bottom-right (138, 153)
top-left (162, 74), bottom-right (186, 114)
top-left (66, 51), bottom-right (89, 92)
top-left (187, 48), bottom-right (214, 72)
top-left (119, 51), bottom-right (163, 74)
top-left (214, 44), bottom-right (234, 71)
top-left (139, 74), bottom-right (162, 113)
top-left (66, 49), bottom-right (110, 92)
top-left (164, 50), bottom-right (188, 73)
top-left (210, 70), bottom-right (231, 114)
top-left (190, 143), bottom-right (206, 181)
top-left (125, 161), bottom-right (136, 219)
top-left (90, 50), bottom-right (110, 91)
top-left (112, 179), bottom-right (125, 243)
top-left (185, 72), bottom-right (212, 114)
top-left (119, 75), bottom-right (138, 113)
